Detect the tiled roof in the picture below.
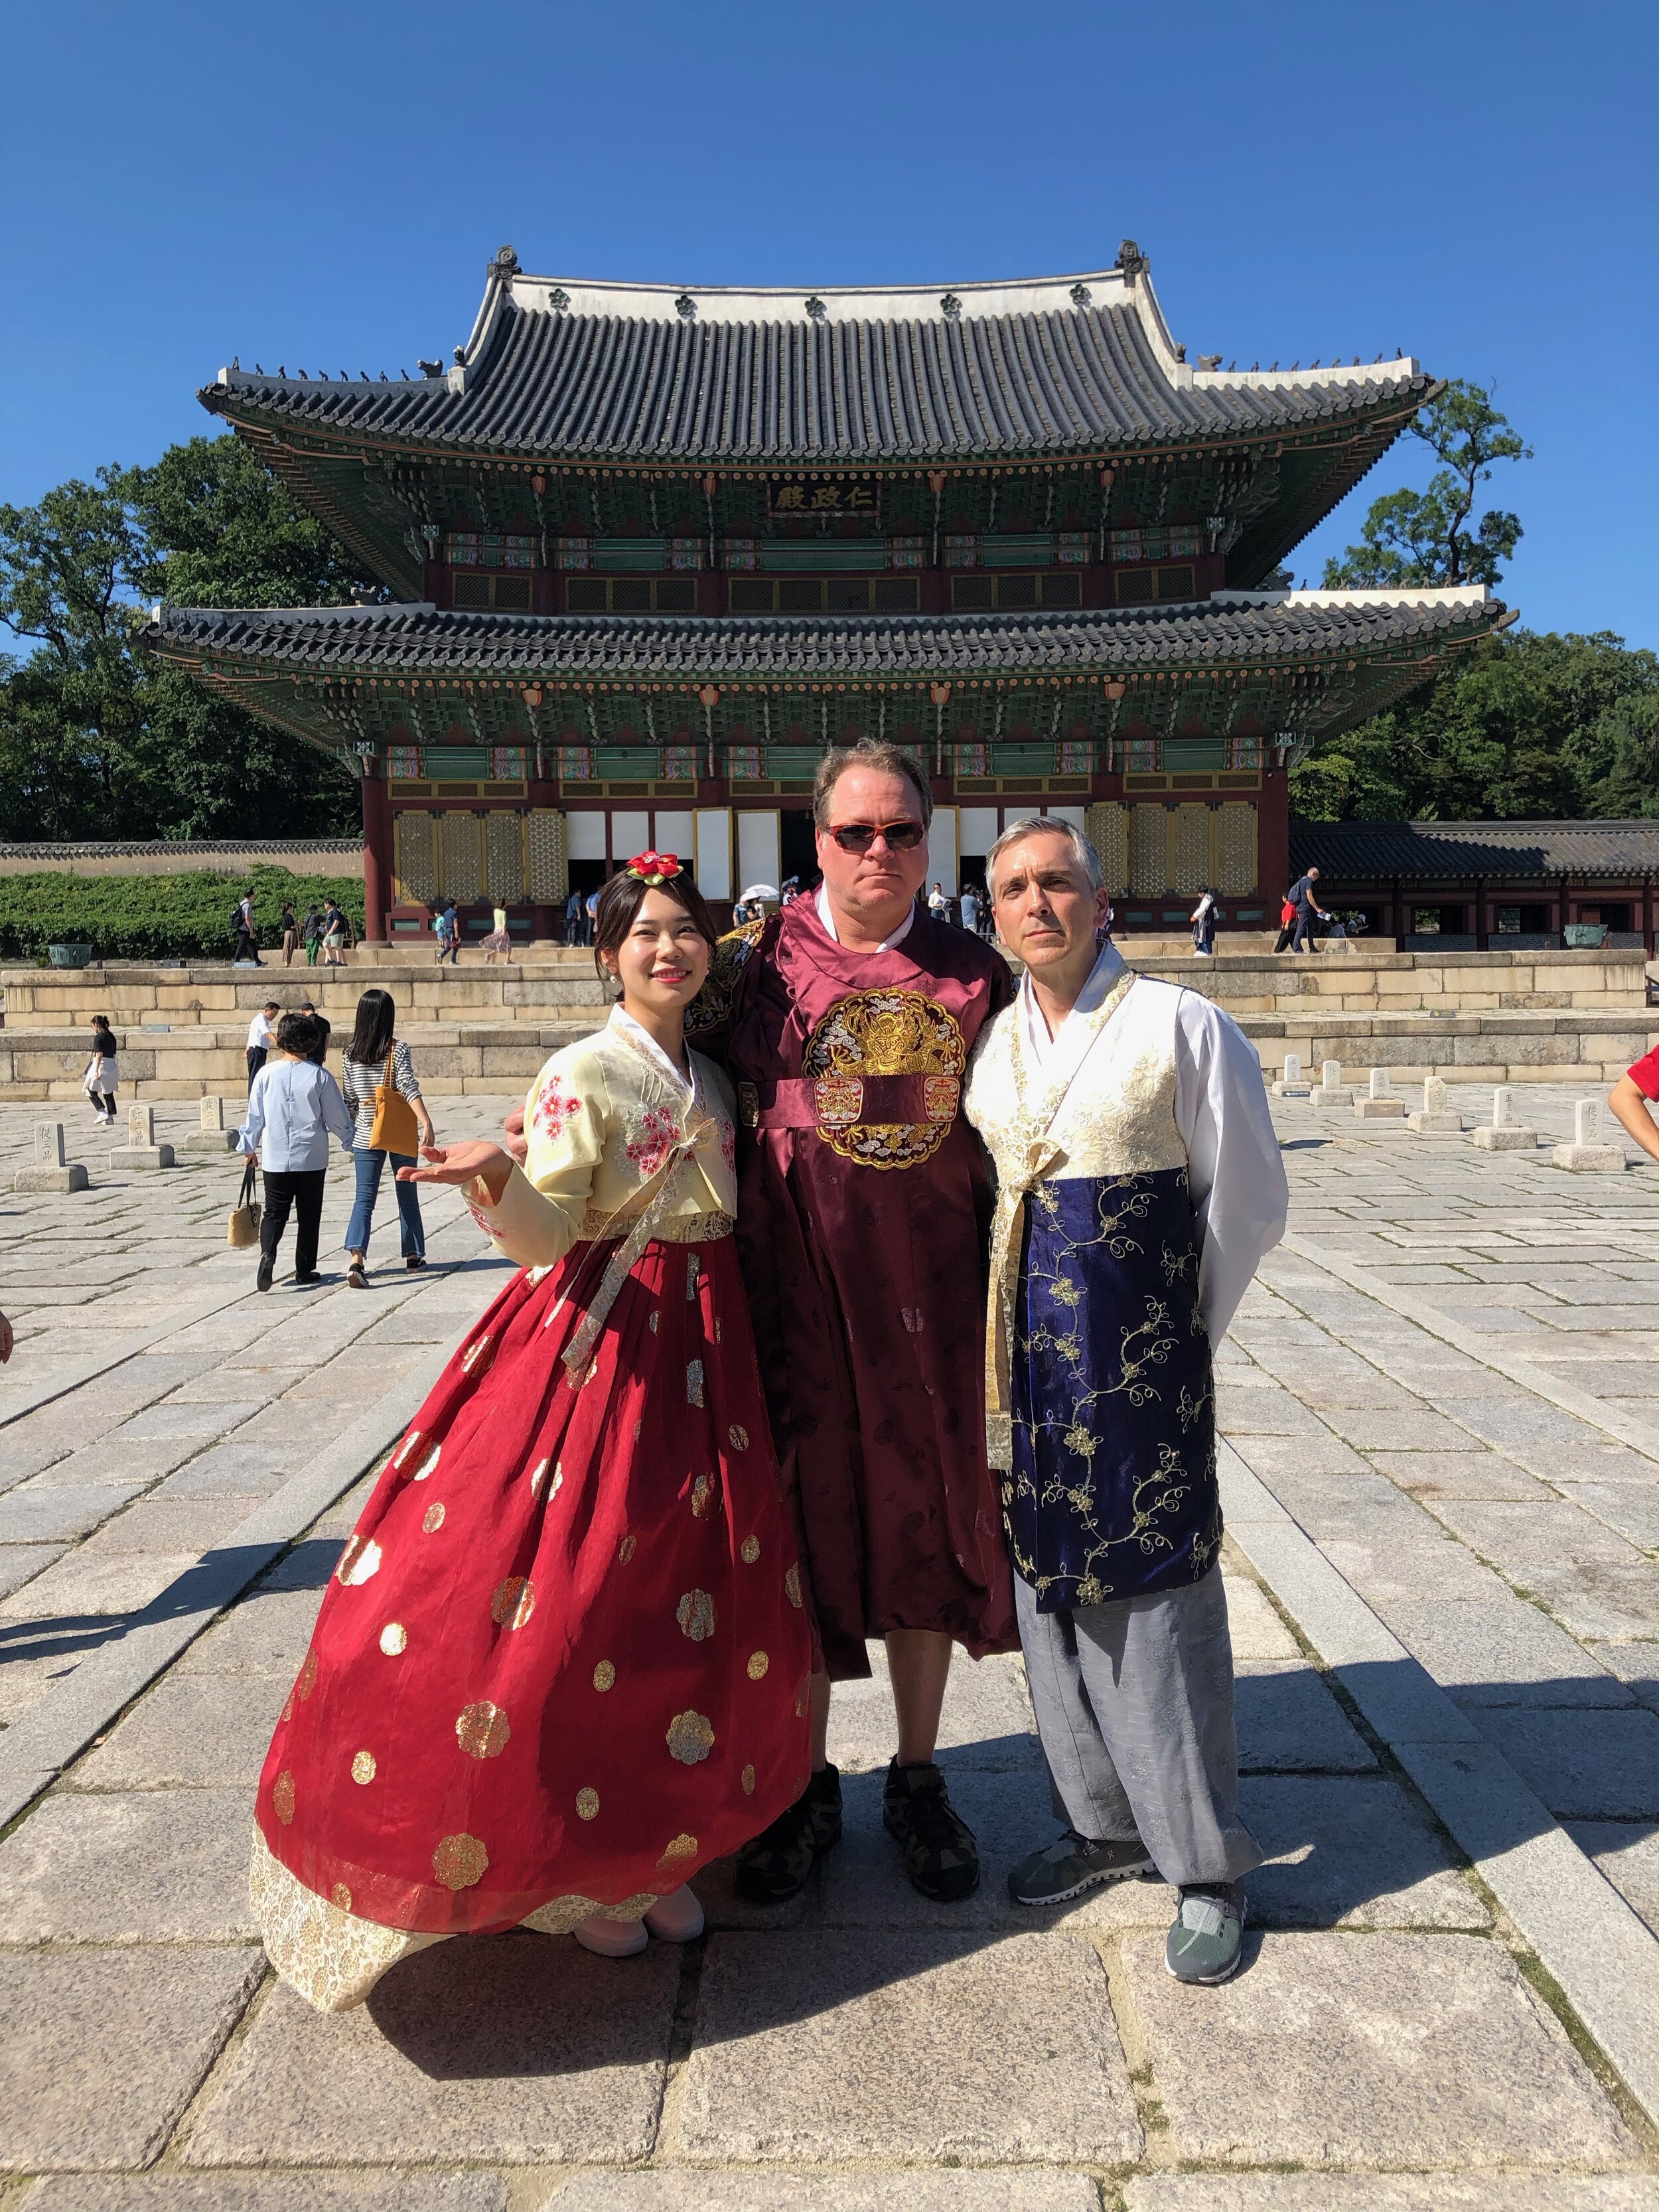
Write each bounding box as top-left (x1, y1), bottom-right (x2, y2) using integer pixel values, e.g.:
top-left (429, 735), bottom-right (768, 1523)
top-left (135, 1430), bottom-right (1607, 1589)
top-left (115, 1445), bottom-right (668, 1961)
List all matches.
top-left (202, 275), bottom-right (1431, 465)
top-left (1293, 820), bottom-right (1659, 881)
top-left (149, 590), bottom-right (1499, 682)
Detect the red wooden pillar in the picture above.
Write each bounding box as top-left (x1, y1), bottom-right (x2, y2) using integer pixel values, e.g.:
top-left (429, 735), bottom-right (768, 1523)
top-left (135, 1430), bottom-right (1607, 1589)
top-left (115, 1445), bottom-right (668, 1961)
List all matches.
top-left (361, 767), bottom-right (394, 944)
top-left (1257, 769), bottom-right (1289, 909)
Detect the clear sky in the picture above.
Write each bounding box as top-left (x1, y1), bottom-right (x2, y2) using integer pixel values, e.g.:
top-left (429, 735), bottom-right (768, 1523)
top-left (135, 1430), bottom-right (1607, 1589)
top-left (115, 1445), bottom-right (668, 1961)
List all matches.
top-left (4, 0), bottom-right (1654, 645)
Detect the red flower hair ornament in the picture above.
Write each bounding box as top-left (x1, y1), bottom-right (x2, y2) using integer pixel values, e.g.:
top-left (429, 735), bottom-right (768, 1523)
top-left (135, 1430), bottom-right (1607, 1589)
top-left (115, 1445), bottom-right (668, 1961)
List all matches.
top-left (625, 849), bottom-right (683, 886)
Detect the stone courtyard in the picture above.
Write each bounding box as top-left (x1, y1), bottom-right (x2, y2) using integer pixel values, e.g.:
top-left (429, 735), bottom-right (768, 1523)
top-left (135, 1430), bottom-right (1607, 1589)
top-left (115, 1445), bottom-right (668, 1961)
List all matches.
top-left (3, 1083), bottom-right (1659, 2208)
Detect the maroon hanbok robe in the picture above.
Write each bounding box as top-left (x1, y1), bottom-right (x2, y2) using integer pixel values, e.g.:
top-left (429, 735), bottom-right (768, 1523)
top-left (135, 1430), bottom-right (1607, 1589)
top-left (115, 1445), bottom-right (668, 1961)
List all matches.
top-left (702, 898), bottom-right (1017, 1680)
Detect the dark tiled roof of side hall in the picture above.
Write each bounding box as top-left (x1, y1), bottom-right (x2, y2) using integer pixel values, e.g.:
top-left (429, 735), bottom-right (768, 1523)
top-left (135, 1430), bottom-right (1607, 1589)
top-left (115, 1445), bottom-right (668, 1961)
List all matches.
top-left (1292, 819), bottom-right (1659, 880)
top-left (148, 591), bottom-right (1500, 680)
top-left (201, 263), bottom-right (1432, 465)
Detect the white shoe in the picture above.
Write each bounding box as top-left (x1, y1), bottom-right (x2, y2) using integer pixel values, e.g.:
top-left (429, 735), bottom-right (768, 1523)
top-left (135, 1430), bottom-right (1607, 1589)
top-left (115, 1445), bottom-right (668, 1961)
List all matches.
top-left (643, 1884), bottom-right (705, 1943)
top-left (572, 1913), bottom-right (648, 1958)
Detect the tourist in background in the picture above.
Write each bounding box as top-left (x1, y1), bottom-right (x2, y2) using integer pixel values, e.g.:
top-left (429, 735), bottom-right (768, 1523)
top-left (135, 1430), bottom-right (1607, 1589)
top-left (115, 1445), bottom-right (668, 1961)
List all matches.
top-left (236, 1011), bottom-right (355, 1291)
top-left (232, 890), bottom-right (261, 966)
top-left (585, 887), bottom-right (600, 944)
top-left (279, 902), bottom-right (299, 966)
top-left (959, 885), bottom-right (981, 936)
top-left (563, 887), bottom-right (585, 946)
top-left (298, 998), bottom-right (330, 1066)
top-left (246, 1000), bottom-right (279, 1091)
top-left (1286, 866), bottom-right (1330, 954)
top-left (1191, 887), bottom-right (1218, 956)
top-left (321, 899), bottom-right (350, 966)
top-left (338, 988), bottom-right (434, 1288)
top-left (435, 900), bottom-right (460, 964)
top-left (482, 904), bottom-right (514, 965)
top-left (301, 903), bottom-right (324, 966)
top-left (84, 1015), bottom-right (119, 1125)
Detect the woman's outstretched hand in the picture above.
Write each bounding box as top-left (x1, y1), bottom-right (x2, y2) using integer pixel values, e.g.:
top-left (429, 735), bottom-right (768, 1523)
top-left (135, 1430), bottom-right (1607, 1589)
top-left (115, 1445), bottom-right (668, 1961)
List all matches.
top-left (397, 1141), bottom-right (516, 1205)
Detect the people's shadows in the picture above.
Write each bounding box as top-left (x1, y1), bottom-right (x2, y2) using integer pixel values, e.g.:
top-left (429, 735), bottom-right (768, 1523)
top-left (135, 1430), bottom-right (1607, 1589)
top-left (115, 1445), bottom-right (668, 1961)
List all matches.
top-left (366, 1927), bottom-right (680, 2080)
top-left (0, 1540), bottom-right (297, 1666)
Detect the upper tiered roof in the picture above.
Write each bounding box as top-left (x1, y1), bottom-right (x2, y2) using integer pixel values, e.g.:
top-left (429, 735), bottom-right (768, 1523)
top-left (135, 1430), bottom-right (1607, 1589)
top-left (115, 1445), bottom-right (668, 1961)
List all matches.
top-left (202, 246), bottom-right (1431, 471)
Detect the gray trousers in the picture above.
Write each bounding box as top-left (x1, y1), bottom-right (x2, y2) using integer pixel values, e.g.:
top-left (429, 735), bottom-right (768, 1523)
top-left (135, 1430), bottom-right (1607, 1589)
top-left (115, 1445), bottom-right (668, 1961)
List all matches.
top-left (1015, 1564), bottom-right (1262, 1888)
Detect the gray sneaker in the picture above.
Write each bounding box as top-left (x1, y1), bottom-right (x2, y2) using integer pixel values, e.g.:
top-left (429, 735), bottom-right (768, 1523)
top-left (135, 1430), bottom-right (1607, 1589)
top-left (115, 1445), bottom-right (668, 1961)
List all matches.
top-left (1007, 1830), bottom-right (1154, 1906)
top-left (1165, 1880), bottom-right (1247, 1984)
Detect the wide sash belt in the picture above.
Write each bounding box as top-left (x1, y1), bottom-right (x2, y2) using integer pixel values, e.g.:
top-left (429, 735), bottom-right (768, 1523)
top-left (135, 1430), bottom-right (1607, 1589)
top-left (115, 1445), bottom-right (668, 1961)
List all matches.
top-left (743, 1073), bottom-right (961, 1132)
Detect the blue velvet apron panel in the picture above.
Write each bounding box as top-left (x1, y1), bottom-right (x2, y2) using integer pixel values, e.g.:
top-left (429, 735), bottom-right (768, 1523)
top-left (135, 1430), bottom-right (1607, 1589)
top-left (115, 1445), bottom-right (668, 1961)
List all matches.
top-left (1008, 1166), bottom-right (1219, 1609)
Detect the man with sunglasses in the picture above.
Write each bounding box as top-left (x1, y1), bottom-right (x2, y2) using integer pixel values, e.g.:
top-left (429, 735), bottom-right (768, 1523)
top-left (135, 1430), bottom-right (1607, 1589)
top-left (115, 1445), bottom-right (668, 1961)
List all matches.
top-left (703, 742), bottom-right (1017, 1907)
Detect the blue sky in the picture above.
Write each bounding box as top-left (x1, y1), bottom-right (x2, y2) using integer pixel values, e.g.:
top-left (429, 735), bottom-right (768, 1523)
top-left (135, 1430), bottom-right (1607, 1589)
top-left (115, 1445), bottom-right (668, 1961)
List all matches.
top-left (4, 0), bottom-right (1654, 646)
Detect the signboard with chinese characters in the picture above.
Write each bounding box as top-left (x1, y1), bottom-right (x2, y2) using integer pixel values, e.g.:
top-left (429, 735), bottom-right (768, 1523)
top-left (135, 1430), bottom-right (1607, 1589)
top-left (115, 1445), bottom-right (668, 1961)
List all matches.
top-left (767, 475), bottom-right (882, 522)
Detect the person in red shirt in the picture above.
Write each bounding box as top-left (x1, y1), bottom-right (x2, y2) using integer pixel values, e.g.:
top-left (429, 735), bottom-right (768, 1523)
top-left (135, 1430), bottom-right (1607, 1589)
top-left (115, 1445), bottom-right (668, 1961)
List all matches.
top-left (1609, 1046), bottom-right (1659, 1163)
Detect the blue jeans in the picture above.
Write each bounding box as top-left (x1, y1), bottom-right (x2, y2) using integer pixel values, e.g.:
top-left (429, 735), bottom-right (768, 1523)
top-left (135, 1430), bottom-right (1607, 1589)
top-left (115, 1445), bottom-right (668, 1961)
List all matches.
top-left (344, 1149), bottom-right (425, 1259)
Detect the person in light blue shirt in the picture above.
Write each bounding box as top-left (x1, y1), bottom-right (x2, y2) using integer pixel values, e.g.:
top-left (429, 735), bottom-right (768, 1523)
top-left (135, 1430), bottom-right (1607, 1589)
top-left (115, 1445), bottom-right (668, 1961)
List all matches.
top-left (236, 1011), bottom-right (356, 1291)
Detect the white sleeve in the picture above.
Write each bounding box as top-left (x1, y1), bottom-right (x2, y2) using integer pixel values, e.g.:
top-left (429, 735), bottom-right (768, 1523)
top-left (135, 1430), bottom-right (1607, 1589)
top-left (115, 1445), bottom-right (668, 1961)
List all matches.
top-left (1173, 992), bottom-right (1289, 1344)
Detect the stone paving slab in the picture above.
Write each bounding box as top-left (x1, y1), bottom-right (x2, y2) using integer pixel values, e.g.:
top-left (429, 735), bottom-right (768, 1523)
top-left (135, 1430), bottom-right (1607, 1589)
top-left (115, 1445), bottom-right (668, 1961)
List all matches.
top-left (0, 1787), bottom-right (253, 1941)
top-left (1119, 1929), bottom-right (1636, 2170)
top-left (543, 2177), bottom-right (1102, 2211)
top-left (1234, 1661), bottom-right (1377, 1772)
top-left (186, 1935), bottom-right (679, 2168)
top-left (1240, 1774), bottom-right (1488, 1929)
top-left (21, 2178), bottom-right (509, 2211)
top-left (1369, 1597), bottom-right (1635, 1708)
top-left (678, 1930), bottom-right (1140, 2166)
top-left (824, 1650), bottom-right (1039, 1775)
top-left (1479, 1708), bottom-right (1659, 1820)
top-left (1123, 2179), bottom-right (1659, 2210)
top-left (66, 1670), bottom-right (288, 1791)
top-left (0, 1946), bottom-right (262, 2172)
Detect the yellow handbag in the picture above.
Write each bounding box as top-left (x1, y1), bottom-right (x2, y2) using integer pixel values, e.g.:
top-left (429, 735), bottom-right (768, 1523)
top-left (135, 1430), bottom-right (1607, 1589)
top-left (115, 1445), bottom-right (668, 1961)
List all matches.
top-left (367, 1047), bottom-right (420, 1155)
top-left (226, 1158), bottom-right (262, 1248)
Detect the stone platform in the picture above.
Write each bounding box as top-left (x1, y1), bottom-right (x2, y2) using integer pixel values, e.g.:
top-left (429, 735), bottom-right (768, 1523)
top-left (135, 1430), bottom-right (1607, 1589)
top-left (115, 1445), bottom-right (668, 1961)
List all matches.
top-left (1, 949), bottom-right (1651, 1103)
top-left (1, 1089), bottom-right (1658, 2201)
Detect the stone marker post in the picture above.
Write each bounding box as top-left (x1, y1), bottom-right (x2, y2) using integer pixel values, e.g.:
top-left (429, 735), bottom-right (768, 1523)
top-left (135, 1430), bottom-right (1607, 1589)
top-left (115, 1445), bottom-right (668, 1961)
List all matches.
top-left (1312, 1057), bottom-right (1351, 1106)
top-left (1473, 1085), bottom-right (1539, 1151)
top-left (1355, 1065), bottom-right (1406, 1120)
top-left (1408, 1074), bottom-right (1467, 1136)
top-left (14, 1120), bottom-right (89, 1194)
top-left (1273, 1052), bottom-right (1310, 1099)
top-left (1553, 1096), bottom-right (1625, 1173)
top-left (182, 1094), bottom-right (238, 1154)
top-left (108, 1101), bottom-right (176, 1170)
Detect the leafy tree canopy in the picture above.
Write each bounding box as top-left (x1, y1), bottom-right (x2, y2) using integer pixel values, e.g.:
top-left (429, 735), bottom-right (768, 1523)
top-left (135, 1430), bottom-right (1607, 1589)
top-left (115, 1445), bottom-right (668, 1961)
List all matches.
top-left (1290, 628), bottom-right (1659, 822)
top-left (0, 435), bottom-right (379, 842)
top-left (1324, 381), bottom-right (1530, 589)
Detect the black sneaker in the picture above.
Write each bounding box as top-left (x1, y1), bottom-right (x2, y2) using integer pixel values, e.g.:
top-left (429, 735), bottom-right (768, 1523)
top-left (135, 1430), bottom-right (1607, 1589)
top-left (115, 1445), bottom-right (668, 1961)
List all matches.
top-left (883, 1759), bottom-right (979, 1901)
top-left (255, 1252), bottom-right (275, 1292)
top-left (1007, 1829), bottom-right (1155, 1905)
top-left (734, 1763), bottom-right (843, 1903)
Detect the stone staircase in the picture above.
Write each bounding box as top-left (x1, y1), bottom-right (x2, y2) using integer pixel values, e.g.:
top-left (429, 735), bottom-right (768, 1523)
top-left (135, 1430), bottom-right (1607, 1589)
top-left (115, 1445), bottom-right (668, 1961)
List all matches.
top-left (0, 945), bottom-right (1651, 1101)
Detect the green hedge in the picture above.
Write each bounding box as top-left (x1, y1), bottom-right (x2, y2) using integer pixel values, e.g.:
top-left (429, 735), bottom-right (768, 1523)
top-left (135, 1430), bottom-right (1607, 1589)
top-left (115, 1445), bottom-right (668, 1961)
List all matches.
top-left (0, 865), bottom-right (366, 964)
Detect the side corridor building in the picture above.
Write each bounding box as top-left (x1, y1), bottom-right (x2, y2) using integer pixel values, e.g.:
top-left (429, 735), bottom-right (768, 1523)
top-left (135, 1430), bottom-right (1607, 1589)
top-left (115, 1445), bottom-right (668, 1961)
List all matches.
top-left (147, 243), bottom-right (1508, 941)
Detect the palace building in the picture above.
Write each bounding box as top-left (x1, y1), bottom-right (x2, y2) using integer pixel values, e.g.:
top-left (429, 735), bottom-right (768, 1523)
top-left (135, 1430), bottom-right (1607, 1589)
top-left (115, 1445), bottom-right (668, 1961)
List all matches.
top-left (147, 242), bottom-right (1508, 942)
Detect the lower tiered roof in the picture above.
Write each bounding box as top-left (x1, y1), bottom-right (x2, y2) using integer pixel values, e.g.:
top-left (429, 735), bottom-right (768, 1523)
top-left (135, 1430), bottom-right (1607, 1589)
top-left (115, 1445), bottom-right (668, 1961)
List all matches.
top-left (147, 589), bottom-right (1506, 762)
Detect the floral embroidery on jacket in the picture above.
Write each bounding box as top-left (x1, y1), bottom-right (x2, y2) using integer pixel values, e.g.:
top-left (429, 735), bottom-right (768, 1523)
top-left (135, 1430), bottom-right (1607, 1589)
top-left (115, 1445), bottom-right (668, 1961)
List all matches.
top-left (624, 1103), bottom-right (683, 1179)
top-left (531, 1077), bottom-right (583, 1145)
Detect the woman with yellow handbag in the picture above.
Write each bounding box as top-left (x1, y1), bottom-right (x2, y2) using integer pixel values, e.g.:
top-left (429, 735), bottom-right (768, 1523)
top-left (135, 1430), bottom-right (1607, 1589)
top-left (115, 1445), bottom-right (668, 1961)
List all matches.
top-left (339, 989), bottom-right (436, 1289)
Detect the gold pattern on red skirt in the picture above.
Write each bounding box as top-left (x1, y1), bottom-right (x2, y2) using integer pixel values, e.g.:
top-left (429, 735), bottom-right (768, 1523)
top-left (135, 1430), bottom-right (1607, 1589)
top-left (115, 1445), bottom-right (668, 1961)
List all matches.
top-left (272, 1771), bottom-right (295, 1824)
top-left (421, 1503), bottom-right (445, 1534)
top-left (666, 1710), bottom-right (715, 1765)
top-left (336, 1536), bottom-right (381, 1585)
top-left (576, 1787), bottom-right (600, 1819)
top-left (747, 1651), bottom-right (770, 1679)
top-left (432, 1832), bottom-right (488, 1889)
top-left (677, 1589), bottom-right (716, 1641)
top-left (593, 1660), bottom-right (616, 1691)
top-left (379, 1622), bottom-right (407, 1655)
top-left (740, 1536), bottom-right (760, 1563)
top-left (455, 1702), bottom-right (511, 1759)
top-left (490, 1577), bottom-right (536, 1629)
top-left (350, 1750), bottom-right (376, 1784)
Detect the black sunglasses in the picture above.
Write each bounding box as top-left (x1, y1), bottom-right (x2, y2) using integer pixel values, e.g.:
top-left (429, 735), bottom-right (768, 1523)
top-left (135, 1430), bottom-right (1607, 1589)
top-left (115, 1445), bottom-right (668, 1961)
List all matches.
top-left (825, 819), bottom-right (926, 855)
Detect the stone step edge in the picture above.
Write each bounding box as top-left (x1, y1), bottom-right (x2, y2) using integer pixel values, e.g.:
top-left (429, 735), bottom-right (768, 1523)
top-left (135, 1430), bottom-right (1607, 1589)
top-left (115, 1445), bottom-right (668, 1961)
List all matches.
top-left (1218, 1438), bottom-right (1659, 2130)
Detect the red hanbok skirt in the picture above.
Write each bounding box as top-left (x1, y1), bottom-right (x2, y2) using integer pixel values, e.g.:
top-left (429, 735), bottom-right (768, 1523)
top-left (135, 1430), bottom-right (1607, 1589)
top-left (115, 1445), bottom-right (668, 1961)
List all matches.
top-left (251, 1224), bottom-right (812, 2010)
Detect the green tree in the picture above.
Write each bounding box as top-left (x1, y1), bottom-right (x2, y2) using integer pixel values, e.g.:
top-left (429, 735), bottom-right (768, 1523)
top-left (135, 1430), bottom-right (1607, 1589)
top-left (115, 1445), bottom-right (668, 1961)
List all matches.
top-left (0, 435), bottom-right (379, 840)
top-left (1290, 630), bottom-right (1659, 822)
top-left (1324, 381), bottom-right (1530, 589)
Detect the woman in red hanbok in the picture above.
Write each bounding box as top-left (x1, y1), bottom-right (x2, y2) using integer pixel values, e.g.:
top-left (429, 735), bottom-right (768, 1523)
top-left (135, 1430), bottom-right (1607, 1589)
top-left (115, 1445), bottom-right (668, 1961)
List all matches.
top-left (250, 855), bottom-right (812, 2009)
